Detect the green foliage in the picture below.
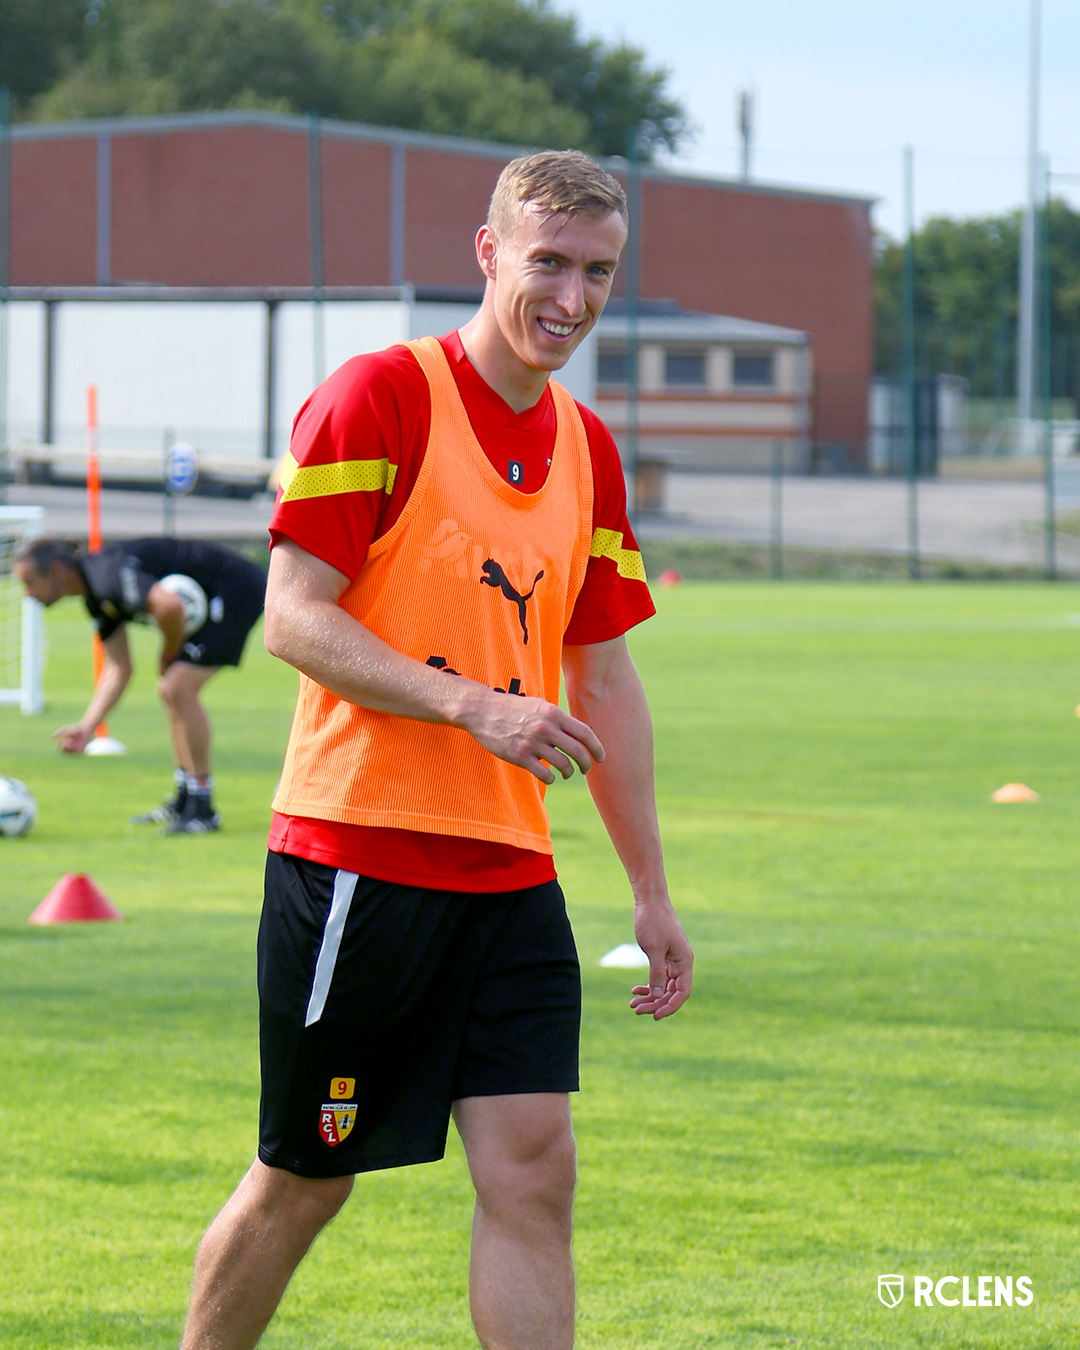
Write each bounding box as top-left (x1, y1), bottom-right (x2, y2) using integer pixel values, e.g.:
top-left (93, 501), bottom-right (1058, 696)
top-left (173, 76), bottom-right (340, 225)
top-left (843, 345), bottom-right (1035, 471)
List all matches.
top-left (20, 0), bottom-right (688, 159)
top-left (34, 0), bottom-right (348, 121)
top-left (420, 0), bottom-right (689, 156)
top-left (875, 201), bottom-right (1080, 404)
top-left (342, 26), bottom-right (590, 147)
top-left (4, 586), bottom-right (1080, 1346)
top-left (0, 0), bottom-right (90, 108)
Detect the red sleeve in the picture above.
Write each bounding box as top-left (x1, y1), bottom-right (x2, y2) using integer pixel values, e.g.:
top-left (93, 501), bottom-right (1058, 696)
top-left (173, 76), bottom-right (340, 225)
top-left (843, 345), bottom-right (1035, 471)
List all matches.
top-left (268, 346), bottom-right (431, 578)
top-left (563, 403), bottom-right (656, 646)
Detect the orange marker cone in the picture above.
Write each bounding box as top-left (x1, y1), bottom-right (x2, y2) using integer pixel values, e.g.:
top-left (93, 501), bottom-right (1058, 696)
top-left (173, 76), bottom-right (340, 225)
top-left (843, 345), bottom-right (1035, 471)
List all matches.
top-left (29, 874), bottom-right (123, 924)
top-left (990, 783), bottom-right (1040, 804)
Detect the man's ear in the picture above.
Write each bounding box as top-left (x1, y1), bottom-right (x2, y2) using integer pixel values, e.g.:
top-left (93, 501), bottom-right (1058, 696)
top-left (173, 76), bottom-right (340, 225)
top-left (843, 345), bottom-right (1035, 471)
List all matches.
top-left (475, 225), bottom-right (498, 281)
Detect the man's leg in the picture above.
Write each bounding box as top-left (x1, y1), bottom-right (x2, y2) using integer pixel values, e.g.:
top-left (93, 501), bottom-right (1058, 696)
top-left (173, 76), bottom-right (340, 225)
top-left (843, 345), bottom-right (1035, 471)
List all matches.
top-left (182, 1158), bottom-right (353, 1350)
top-left (158, 663), bottom-right (223, 830)
top-left (158, 663), bottom-right (218, 777)
top-left (453, 1093), bottom-right (576, 1350)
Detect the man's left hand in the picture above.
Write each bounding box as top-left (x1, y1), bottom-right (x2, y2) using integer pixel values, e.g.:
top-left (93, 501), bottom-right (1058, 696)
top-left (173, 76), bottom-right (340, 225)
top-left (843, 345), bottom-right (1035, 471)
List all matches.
top-left (629, 899), bottom-right (693, 1020)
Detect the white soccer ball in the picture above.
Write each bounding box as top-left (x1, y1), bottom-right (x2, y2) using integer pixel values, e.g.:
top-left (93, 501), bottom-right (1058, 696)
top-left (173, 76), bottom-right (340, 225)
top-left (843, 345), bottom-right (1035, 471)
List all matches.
top-left (158, 573), bottom-right (209, 637)
top-left (0, 776), bottom-right (37, 837)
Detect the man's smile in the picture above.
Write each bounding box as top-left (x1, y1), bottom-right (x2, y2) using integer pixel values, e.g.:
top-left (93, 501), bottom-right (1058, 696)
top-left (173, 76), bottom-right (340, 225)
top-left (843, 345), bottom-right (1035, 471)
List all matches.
top-left (538, 318), bottom-right (579, 337)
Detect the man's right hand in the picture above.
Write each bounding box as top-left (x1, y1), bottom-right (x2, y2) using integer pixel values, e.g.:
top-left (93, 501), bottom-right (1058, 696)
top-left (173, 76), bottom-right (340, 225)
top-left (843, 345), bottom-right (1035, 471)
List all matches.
top-left (458, 688), bottom-right (604, 785)
top-left (52, 724), bottom-right (93, 754)
top-left (266, 539), bottom-right (605, 786)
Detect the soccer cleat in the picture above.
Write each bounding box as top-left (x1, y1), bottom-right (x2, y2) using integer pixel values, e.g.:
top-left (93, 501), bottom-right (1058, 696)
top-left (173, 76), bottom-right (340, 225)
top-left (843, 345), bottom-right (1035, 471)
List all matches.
top-left (161, 796), bottom-right (221, 834)
top-left (131, 791), bottom-right (186, 825)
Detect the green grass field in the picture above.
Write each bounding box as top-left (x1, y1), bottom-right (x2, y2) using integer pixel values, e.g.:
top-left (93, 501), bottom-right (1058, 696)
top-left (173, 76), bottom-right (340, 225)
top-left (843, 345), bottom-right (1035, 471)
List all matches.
top-left (3, 582), bottom-right (1080, 1349)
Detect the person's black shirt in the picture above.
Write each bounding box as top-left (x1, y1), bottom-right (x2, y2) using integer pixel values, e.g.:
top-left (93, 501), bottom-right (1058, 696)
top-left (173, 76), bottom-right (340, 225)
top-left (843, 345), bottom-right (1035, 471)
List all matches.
top-left (77, 538), bottom-right (260, 641)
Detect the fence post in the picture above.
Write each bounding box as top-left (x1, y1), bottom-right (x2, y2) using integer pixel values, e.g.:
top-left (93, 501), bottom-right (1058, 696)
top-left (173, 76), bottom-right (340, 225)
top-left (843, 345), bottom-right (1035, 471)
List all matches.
top-left (770, 440), bottom-right (783, 579)
top-left (163, 428), bottom-right (175, 537)
top-left (264, 298), bottom-right (279, 463)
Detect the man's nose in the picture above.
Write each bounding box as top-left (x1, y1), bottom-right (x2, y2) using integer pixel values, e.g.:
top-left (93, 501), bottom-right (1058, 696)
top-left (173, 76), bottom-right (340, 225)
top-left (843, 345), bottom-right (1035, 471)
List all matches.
top-left (554, 270), bottom-right (585, 317)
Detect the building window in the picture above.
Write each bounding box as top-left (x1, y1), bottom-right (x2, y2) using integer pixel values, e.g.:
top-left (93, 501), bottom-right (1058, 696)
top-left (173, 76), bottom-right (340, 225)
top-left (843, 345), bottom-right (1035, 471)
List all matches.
top-left (664, 349), bottom-right (707, 387)
top-left (597, 347), bottom-right (630, 386)
top-left (733, 351), bottom-right (775, 387)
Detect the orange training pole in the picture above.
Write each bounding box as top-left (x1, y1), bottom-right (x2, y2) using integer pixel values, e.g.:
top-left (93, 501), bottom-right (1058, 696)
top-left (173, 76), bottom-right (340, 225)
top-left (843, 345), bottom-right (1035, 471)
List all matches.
top-left (86, 385), bottom-right (109, 740)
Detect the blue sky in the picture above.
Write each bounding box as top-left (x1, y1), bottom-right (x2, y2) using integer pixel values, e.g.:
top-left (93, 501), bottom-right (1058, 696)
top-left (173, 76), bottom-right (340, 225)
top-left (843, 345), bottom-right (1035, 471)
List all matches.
top-left (560, 0), bottom-right (1080, 239)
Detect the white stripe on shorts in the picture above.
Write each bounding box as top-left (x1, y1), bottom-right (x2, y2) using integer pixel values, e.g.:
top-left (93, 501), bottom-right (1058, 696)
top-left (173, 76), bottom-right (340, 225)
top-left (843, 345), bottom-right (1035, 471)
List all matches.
top-left (304, 868), bottom-right (359, 1028)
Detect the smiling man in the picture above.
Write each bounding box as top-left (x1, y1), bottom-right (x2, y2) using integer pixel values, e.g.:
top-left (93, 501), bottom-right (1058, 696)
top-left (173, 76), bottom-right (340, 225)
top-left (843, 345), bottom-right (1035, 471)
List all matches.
top-left (181, 149), bottom-right (692, 1350)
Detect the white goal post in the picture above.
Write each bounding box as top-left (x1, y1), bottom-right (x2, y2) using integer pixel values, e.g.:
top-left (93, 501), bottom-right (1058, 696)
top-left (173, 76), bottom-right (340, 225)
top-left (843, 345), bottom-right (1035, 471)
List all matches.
top-left (0, 505), bottom-right (46, 714)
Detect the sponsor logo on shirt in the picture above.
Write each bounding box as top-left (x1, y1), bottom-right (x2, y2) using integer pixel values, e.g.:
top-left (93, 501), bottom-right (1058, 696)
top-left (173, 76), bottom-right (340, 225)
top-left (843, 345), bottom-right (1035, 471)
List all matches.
top-left (479, 558), bottom-right (544, 646)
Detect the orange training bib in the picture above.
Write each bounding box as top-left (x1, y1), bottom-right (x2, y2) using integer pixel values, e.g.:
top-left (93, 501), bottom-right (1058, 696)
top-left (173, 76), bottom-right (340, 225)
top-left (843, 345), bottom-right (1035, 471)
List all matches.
top-left (272, 335), bottom-right (595, 854)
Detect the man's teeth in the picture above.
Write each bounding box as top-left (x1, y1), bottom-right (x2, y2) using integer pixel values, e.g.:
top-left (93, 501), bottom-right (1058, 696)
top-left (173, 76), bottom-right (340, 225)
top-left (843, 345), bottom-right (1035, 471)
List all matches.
top-left (540, 320), bottom-right (575, 336)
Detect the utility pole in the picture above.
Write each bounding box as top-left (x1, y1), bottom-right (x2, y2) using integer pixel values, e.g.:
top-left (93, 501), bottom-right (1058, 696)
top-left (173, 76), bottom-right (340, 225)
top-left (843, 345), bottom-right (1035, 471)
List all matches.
top-left (902, 145), bottom-right (919, 580)
top-left (1017, 0), bottom-right (1041, 448)
top-left (308, 111), bottom-right (325, 388)
top-left (625, 126), bottom-right (642, 520)
top-left (0, 86), bottom-right (9, 504)
top-left (738, 91), bottom-right (754, 183)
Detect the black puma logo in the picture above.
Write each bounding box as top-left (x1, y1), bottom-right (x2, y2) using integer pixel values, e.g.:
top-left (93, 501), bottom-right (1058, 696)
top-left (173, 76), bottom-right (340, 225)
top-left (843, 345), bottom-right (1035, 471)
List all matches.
top-left (480, 559), bottom-right (544, 645)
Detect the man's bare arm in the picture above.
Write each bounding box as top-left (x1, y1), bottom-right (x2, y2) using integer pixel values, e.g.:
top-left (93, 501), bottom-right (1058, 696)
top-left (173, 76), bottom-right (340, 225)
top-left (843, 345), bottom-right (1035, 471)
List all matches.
top-left (562, 635), bottom-right (693, 1019)
top-left (53, 628), bottom-right (132, 753)
top-left (264, 538), bottom-right (605, 785)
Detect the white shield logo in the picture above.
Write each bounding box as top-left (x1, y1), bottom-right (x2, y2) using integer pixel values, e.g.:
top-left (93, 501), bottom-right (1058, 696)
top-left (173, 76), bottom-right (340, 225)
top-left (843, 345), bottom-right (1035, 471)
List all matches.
top-left (878, 1274), bottom-right (904, 1308)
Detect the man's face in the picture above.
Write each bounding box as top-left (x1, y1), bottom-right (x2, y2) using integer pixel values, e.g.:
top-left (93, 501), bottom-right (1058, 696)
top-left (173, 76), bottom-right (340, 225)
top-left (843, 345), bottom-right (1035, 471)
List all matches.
top-left (14, 559), bottom-right (65, 606)
top-left (479, 203), bottom-right (627, 375)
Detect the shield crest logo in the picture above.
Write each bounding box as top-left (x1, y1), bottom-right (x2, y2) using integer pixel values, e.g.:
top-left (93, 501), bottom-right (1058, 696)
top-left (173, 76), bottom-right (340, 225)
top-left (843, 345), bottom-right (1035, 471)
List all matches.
top-left (319, 1102), bottom-right (358, 1147)
top-left (878, 1274), bottom-right (904, 1308)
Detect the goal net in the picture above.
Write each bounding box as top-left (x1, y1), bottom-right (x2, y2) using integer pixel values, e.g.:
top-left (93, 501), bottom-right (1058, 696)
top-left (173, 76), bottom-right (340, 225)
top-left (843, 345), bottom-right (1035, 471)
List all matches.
top-left (0, 505), bottom-right (46, 714)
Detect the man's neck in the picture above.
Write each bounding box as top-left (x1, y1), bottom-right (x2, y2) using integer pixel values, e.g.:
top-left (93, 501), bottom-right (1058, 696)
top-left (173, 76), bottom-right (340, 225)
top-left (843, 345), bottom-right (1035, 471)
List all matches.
top-left (457, 313), bottom-right (549, 415)
top-left (66, 564), bottom-right (89, 598)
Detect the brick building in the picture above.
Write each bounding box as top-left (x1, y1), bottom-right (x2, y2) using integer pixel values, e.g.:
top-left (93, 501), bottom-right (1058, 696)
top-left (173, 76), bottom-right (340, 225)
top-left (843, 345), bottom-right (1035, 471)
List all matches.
top-left (8, 111), bottom-right (874, 464)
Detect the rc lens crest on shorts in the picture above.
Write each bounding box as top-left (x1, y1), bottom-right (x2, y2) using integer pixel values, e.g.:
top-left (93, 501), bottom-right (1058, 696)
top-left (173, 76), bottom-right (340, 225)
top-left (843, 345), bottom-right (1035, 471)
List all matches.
top-left (319, 1078), bottom-right (358, 1148)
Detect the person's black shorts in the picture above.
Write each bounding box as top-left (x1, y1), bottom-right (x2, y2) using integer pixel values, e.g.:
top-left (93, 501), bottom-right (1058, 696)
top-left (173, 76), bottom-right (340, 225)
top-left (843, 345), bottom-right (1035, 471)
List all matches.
top-left (257, 851), bottom-right (581, 1178)
top-left (177, 562), bottom-right (265, 668)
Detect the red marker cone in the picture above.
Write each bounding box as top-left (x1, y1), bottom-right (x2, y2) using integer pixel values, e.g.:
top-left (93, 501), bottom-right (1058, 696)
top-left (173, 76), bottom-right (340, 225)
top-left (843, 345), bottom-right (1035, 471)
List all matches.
top-left (29, 874), bottom-right (123, 924)
top-left (657, 568), bottom-right (683, 587)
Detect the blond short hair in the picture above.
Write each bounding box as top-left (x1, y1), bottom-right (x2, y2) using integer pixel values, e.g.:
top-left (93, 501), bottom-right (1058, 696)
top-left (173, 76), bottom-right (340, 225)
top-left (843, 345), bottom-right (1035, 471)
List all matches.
top-left (487, 150), bottom-right (628, 242)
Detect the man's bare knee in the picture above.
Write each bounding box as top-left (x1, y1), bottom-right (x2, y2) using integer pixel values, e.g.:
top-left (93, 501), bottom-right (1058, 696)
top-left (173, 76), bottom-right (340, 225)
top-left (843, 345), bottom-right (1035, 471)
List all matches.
top-left (263, 1169), bottom-right (354, 1230)
top-left (157, 668), bottom-right (192, 709)
top-left (232, 1163), bottom-right (355, 1244)
top-left (473, 1128), bottom-right (576, 1233)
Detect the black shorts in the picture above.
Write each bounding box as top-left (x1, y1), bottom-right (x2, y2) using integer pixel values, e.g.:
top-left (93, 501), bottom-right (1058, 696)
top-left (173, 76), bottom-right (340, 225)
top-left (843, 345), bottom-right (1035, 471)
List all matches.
top-left (257, 852), bottom-right (581, 1178)
top-left (177, 563), bottom-right (265, 668)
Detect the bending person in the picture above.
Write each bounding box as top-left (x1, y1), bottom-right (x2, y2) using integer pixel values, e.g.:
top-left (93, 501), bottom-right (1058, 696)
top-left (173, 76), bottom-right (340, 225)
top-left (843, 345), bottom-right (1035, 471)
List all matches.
top-left (14, 536), bottom-right (265, 833)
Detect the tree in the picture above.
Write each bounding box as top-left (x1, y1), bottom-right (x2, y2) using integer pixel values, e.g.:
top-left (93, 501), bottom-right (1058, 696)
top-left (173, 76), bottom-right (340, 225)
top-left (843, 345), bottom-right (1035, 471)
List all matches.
top-left (419, 0), bottom-right (689, 156)
top-left (342, 27), bottom-right (589, 147)
top-left (0, 0), bottom-right (91, 109)
top-left (35, 0), bottom-right (345, 121)
top-left (875, 201), bottom-right (1080, 408)
top-left (24, 0), bottom-right (690, 162)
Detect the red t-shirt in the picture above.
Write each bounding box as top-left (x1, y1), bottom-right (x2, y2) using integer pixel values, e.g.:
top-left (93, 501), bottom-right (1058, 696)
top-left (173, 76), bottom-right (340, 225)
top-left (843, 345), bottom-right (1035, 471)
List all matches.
top-left (268, 331), bottom-right (654, 890)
